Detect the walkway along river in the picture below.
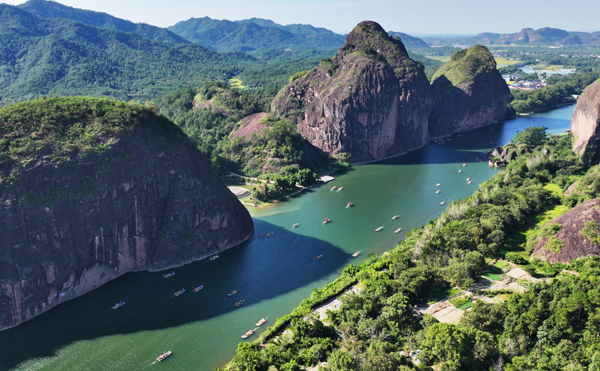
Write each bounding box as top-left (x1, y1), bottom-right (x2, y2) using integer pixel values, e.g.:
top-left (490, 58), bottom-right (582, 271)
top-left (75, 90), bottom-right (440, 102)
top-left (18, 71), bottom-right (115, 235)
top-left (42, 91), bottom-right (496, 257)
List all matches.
top-left (0, 106), bottom-right (574, 371)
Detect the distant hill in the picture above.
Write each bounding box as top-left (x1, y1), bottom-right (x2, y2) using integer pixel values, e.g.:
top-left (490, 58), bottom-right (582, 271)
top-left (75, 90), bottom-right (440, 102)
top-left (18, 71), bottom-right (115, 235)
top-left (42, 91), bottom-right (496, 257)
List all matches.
top-left (168, 16), bottom-right (346, 53)
top-left (17, 0), bottom-right (189, 44)
top-left (388, 31), bottom-right (430, 50)
top-left (424, 27), bottom-right (600, 46)
top-left (0, 4), bottom-right (255, 105)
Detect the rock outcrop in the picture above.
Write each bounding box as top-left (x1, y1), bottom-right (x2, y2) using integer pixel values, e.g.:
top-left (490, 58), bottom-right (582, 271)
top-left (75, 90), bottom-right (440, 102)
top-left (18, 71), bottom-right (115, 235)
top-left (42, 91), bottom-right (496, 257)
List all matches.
top-left (272, 21), bottom-right (432, 164)
top-left (571, 78), bottom-right (600, 163)
top-left (428, 45), bottom-right (510, 137)
top-left (0, 97), bottom-right (254, 330)
top-left (532, 199), bottom-right (600, 263)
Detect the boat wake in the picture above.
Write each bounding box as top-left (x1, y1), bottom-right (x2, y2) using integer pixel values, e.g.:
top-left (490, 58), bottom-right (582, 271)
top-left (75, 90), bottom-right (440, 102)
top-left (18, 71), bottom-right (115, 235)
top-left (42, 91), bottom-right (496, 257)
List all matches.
top-left (149, 361), bottom-right (157, 365)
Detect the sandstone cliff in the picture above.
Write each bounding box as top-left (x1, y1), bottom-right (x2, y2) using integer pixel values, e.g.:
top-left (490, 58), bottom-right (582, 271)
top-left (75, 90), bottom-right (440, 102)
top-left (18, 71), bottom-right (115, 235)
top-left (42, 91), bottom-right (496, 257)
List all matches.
top-left (272, 21), bottom-right (432, 164)
top-left (572, 78), bottom-right (600, 163)
top-left (428, 45), bottom-right (510, 137)
top-left (0, 97), bottom-right (254, 330)
top-left (532, 199), bottom-right (600, 264)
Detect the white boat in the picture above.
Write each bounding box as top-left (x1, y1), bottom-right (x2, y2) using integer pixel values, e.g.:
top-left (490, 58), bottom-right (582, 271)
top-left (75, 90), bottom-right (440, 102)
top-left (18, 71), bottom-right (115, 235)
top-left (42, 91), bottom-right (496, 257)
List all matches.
top-left (157, 351), bottom-right (172, 362)
top-left (463, 163), bottom-right (466, 167)
top-left (375, 226), bottom-right (383, 232)
top-left (337, 187), bottom-right (344, 191)
top-left (352, 251), bottom-right (361, 257)
top-left (255, 318), bottom-right (267, 327)
top-left (394, 228), bottom-right (402, 234)
top-left (440, 201), bottom-right (445, 206)
top-left (292, 223), bottom-right (299, 228)
top-left (466, 178), bottom-right (470, 182)
top-left (330, 186), bottom-right (337, 191)
top-left (436, 190), bottom-right (440, 194)
top-left (458, 170), bottom-right (462, 173)
top-left (391, 215), bottom-right (399, 220)
top-left (241, 330), bottom-right (254, 339)
top-left (436, 183), bottom-right (441, 187)
top-left (467, 180), bottom-right (472, 184)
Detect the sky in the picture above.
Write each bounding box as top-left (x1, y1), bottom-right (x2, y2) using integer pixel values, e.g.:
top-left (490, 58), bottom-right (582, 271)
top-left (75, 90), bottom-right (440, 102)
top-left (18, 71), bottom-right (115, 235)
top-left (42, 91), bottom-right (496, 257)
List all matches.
top-left (2, 0), bottom-right (600, 35)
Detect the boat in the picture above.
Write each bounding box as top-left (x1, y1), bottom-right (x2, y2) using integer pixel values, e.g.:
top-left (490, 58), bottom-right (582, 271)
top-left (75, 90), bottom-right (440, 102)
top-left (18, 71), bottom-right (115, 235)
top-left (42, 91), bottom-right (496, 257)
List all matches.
top-left (193, 285), bottom-right (204, 292)
top-left (156, 351), bottom-right (172, 362)
top-left (346, 202), bottom-right (353, 208)
top-left (112, 301), bottom-right (125, 309)
top-left (235, 299), bottom-right (246, 307)
top-left (458, 170), bottom-right (462, 173)
top-left (436, 183), bottom-right (441, 187)
top-left (174, 288), bottom-right (186, 296)
top-left (466, 178), bottom-right (470, 182)
top-left (352, 251), bottom-right (361, 257)
top-left (162, 272), bottom-right (175, 278)
top-left (375, 226), bottom-right (383, 232)
top-left (292, 223), bottom-right (299, 229)
top-left (436, 190), bottom-right (440, 194)
top-left (241, 330), bottom-right (254, 339)
top-left (467, 180), bottom-right (472, 184)
top-left (463, 163), bottom-right (467, 167)
top-left (255, 318), bottom-right (267, 327)
top-left (267, 232), bottom-right (274, 237)
top-left (391, 215), bottom-right (399, 220)
top-left (440, 201), bottom-right (445, 206)
top-left (315, 255), bottom-right (322, 261)
top-left (395, 228), bottom-right (402, 234)
top-left (258, 233), bottom-right (264, 238)
top-left (330, 186), bottom-right (337, 191)
top-left (323, 218), bottom-right (330, 224)
top-left (227, 289), bottom-right (240, 297)
top-left (209, 254), bottom-right (219, 261)
top-left (337, 187), bottom-right (344, 191)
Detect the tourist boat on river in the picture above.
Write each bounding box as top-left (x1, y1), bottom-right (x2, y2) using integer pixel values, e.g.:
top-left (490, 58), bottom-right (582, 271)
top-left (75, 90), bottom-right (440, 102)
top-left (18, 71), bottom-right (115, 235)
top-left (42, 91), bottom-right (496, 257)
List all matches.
top-left (235, 299), bottom-right (246, 307)
top-left (258, 233), bottom-right (264, 238)
top-left (241, 330), bottom-right (254, 339)
top-left (463, 163), bottom-right (467, 167)
top-left (346, 202), bottom-right (353, 208)
top-left (337, 187), bottom-right (344, 191)
top-left (315, 255), bottom-right (322, 261)
top-left (458, 170), bottom-right (462, 173)
top-left (255, 318), bottom-right (267, 327)
top-left (157, 351), bottom-right (172, 362)
top-left (174, 288), bottom-right (186, 296)
top-left (227, 289), bottom-right (240, 297)
top-left (292, 223), bottom-right (299, 228)
top-left (436, 183), bottom-right (441, 187)
top-left (323, 218), bottom-right (330, 224)
top-left (193, 285), bottom-right (204, 292)
top-left (112, 301), bottom-right (125, 309)
top-left (267, 232), bottom-right (274, 237)
top-left (440, 201), bottom-right (445, 206)
top-left (352, 251), bottom-right (361, 257)
top-left (162, 272), bottom-right (175, 278)
top-left (436, 190), bottom-right (440, 194)
top-left (466, 178), bottom-right (470, 182)
top-left (392, 215), bottom-right (399, 220)
top-left (330, 186), bottom-right (337, 191)
top-left (209, 254), bottom-right (219, 261)
top-left (375, 226), bottom-right (383, 232)
top-left (467, 180), bottom-right (472, 184)
top-left (395, 228), bottom-right (402, 234)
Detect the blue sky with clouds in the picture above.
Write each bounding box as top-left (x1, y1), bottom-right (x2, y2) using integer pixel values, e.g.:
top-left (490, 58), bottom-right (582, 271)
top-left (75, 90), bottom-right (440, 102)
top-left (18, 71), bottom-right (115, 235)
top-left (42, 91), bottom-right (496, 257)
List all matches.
top-left (3, 0), bottom-right (599, 35)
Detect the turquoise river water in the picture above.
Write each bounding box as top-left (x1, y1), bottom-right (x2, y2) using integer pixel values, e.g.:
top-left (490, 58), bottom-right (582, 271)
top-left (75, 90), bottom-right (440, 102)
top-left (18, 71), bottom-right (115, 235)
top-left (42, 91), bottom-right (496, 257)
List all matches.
top-left (0, 106), bottom-right (574, 371)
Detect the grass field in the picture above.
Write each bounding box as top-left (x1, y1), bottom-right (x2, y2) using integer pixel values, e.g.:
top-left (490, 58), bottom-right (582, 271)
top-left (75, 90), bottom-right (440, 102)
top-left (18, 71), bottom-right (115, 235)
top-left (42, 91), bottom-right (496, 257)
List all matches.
top-left (229, 78), bottom-right (246, 89)
top-left (428, 287), bottom-right (462, 304)
top-left (428, 56), bottom-right (451, 63)
top-left (495, 57), bottom-right (522, 66)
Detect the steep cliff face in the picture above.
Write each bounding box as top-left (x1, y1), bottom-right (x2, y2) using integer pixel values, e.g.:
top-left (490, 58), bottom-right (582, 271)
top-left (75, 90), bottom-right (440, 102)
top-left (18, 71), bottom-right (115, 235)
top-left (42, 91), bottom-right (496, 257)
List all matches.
top-left (428, 45), bottom-right (510, 137)
top-left (272, 21), bottom-right (431, 164)
top-left (0, 97), bottom-right (254, 330)
top-left (572, 79), bottom-right (600, 163)
top-left (532, 199), bottom-right (600, 264)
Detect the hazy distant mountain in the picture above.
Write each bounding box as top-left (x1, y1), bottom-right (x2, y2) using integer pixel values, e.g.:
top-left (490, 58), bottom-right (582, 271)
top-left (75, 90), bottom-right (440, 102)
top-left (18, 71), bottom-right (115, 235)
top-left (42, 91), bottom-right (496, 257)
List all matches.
top-left (388, 31), bottom-right (430, 50)
top-left (0, 4), bottom-right (254, 105)
top-left (18, 0), bottom-right (189, 44)
top-left (168, 16), bottom-right (346, 52)
top-left (424, 27), bottom-right (600, 46)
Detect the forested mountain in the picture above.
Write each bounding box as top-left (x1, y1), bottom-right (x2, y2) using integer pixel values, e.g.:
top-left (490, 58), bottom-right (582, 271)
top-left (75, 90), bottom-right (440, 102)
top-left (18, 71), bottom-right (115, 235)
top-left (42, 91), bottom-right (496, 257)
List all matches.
top-left (388, 31), bottom-right (430, 50)
top-left (0, 4), bottom-right (258, 105)
top-left (17, 0), bottom-right (188, 44)
top-left (236, 17), bottom-right (336, 35)
top-left (168, 16), bottom-right (346, 53)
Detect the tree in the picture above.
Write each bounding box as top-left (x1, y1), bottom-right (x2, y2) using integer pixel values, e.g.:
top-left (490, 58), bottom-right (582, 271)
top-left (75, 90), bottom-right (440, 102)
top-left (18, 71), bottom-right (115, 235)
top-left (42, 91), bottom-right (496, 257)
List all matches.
top-left (512, 127), bottom-right (547, 148)
top-left (328, 350), bottom-right (356, 371)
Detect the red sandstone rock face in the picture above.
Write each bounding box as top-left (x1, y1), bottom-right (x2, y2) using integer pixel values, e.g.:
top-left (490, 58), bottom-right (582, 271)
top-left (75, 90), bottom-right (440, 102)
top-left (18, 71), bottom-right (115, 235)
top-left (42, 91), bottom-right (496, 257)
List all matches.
top-left (231, 112), bottom-right (269, 139)
top-left (533, 199), bottom-right (600, 264)
top-left (0, 110), bottom-right (254, 330)
top-left (273, 21), bottom-right (432, 164)
top-left (572, 79), bottom-right (600, 162)
top-left (428, 46), bottom-right (510, 137)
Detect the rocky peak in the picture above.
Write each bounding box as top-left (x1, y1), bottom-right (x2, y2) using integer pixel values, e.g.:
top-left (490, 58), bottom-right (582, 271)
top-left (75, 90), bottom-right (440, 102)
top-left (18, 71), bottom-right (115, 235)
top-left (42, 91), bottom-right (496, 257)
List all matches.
top-left (428, 45), bottom-right (510, 137)
top-left (571, 78), bottom-right (600, 163)
top-left (272, 20), bottom-right (431, 164)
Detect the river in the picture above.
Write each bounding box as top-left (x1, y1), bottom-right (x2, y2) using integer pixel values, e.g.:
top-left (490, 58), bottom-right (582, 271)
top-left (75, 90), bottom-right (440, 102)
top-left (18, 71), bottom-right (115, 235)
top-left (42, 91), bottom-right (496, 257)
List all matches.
top-left (0, 106), bottom-right (574, 371)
